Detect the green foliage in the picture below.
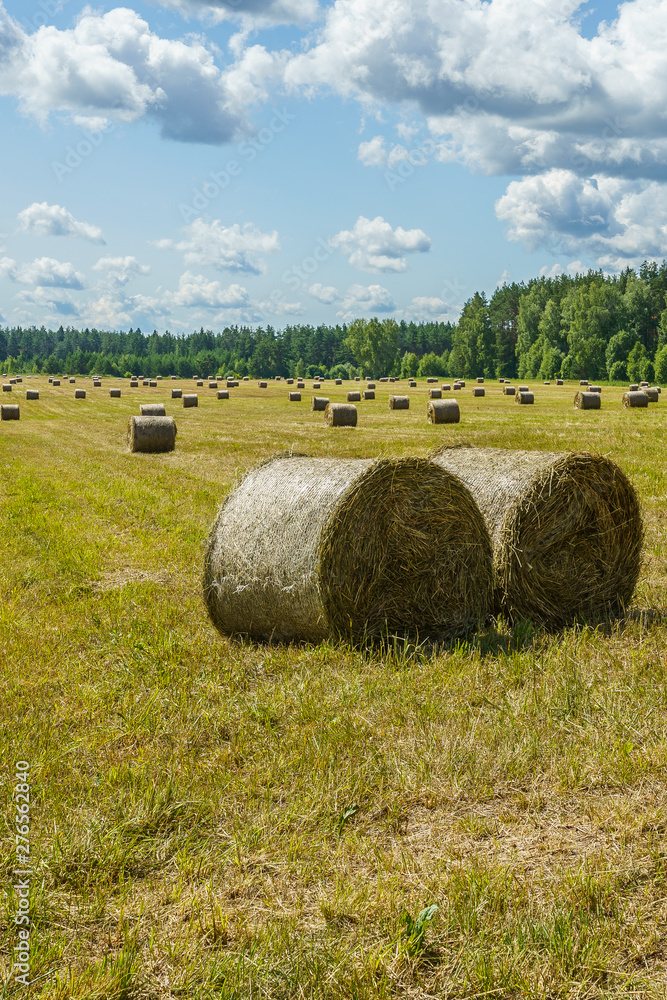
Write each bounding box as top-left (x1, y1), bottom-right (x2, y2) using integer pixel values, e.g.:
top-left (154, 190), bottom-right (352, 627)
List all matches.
top-left (655, 344), bottom-right (667, 383)
top-left (400, 351), bottom-right (420, 379)
top-left (398, 905), bottom-right (439, 958)
top-left (345, 317), bottom-right (399, 377)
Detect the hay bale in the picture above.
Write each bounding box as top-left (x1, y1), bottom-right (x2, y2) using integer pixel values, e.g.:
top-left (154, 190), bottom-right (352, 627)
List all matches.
top-left (172, 388), bottom-right (183, 398)
top-left (363, 390), bottom-right (375, 400)
top-left (389, 395), bottom-right (409, 409)
top-left (52, 379), bottom-right (61, 386)
top-left (476, 377), bottom-right (484, 384)
top-left (452, 383), bottom-right (462, 391)
top-left (518, 384), bottom-right (529, 392)
top-left (140, 403), bottom-right (166, 416)
top-left (127, 415), bottom-right (177, 453)
top-left (26, 390), bottom-right (39, 400)
top-left (628, 383), bottom-right (639, 391)
top-left (311, 396), bottom-right (329, 411)
top-left (380, 377), bottom-right (390, 383)
top-left (130, 380), bottom-right (138, 387)
top-left (217, 390), bottom-right (230, 400)
top-left (580, 380), bottom-right (589, 386)
top-left (9, 378), bottom-right (16, 384)
top-left (289, 391), bottom-right (301, 401)
top-left (74, 389), bottom-right (86, 399)
top-left (644, 388), bottom-right (659, 402)
top-left (347, 391), bottom-right (361, 402)
top-left (574, 391), bottom-right (600, 409)
top-left (1, 404), bottom-right (19, 420)
top-left (458, 380), bottom-right (466, 387)
top-left (183, 394), bottom-right (198, 408)
top-left (150, 380), bottom-right (157, 388)
top-left (515, 391), bottom-right (534, 404)
top-left (2, 384), bottom-right (11, 392)
top-left (48, 377), bottom-right (53, 383)
top-left (286, 378), bottom-right (294, 385)
top-left (640, 381), bottom-right (649, 388)
top-left (243, 376), bottom-right (249, 381)
top-left (209, 381), bottom-right (218, 388)
top-left (409, 380), bottom-right (417, 387)
top-left (171, 375), bottom-right (177, 380)
top-left (325, 403), bottom-right (357, 426)
top-left (197, 380), bottom-right (204, 387)
top-left (503, 385), bottom-right (516, 395)
top-left (473, 387), bottom-right (485, 397)
top-left (15, 377), bottom-right (22, 383)
top-left (354, 376), bottom-right (361, 381)
top-left (334, 378), bottom-right (342, 385)
top-left (556, 379), bottom-right (564, 385)
top-left (499, 378), bottom-right (505, 383)
top-left (69, 378), bottom-right (76, 384)
top-left (203, 455), bottom-right (494, 643)
top-left (431, 446), bottom-right (643, 625)
top-left (442, 383), bottom-right (451, 390)
top-left (142, 379), bottom-right (150, 386)
top-left (589, 385), bottom-right (602, 393)
top-left (650, 386), bottom-right (662, 394)
top-left (543, 381), bottom-right (550, 385)
top-left (258, 381), bottom-right (267, 388)
top-left (367, 381), bottom-right (376, 389)
top-left (110, 388), bottom-right (121, 398)
top-left (427, 399), bottom-right (460, 424)
top-left (623, 391), bottom-right (649, 408)
top-left (313, 382), bottom-right (321, 389)
top-left (429, 388), bottom-right (443, 399)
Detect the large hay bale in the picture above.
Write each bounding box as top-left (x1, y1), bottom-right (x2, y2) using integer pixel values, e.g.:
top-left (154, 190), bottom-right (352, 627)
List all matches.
top-left (640, 381), bottom-right (649, 388)
top-left (574, 391), bottom-right (601, 409)
top-left (289, 391), bottom-right (301, 401)
top-left (127, 415), bottom-right (177, 453)
top-left (26, 390), bottom-right (39, 400)
top-left (140, 403), bottom-right (166, 416)
top-left (429, 388), bottom-right (443, 399)
top-left (363, 390), bottom-right (375, 400)
top-left (311, 396), bottom-right (329, 411)
top-left (172, 388), bottom-right (183, 398)
top-left (203, 455), bottom-right (494, 643)
top-left (1, 404), bottom-right (19, 420)
top-left (258, 381), bottom-right (268, 388)
top-left (515, 391), bottom-right (534, 404)
top-left (472, 387), bottom-right (485, 397)
top-left (389, 395), bottom-right (410, 409)
top-left (431, 446), bottom-right (643, 625)
top-left (628, 383), bottom-right (639, 391)
top-left (74, 389), bottom-right (86, 399)
top-left (503, 385), bottom-right (516, 395)
top-left (109, 388), bottom-right (121, 398)
top-left (183, 394), bottom-right (198, 408)
top-left (623, 391), bottom-right (649, 408)
top-left (286, 378), bottom-right (294, 385)
top-left (347, 391), bottom-right (361, 401)
top-left (217, 390), bottom-right (230, 400)
top-left (325, 402), bottom-right (357, 426)
top-left (427, 399), bottom-right (460, 424)
top-left (650, 386), bottom-right (662, 394)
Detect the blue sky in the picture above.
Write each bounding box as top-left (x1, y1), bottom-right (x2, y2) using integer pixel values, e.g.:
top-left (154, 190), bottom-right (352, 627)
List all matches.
top-left (0, 0), bottom-right (663, 333)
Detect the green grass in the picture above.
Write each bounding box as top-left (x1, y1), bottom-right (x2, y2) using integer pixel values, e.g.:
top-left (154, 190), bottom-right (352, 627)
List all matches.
top-left (2, 375), bottom-right (667, 998)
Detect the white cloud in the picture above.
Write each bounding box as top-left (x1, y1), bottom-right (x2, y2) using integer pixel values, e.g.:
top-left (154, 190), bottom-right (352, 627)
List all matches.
top-left (337, 283), bottom-right (396, 320)
top-left (16, 287), bottom-right (81, 317)
top-left (308, 283), bottom-right (340, 304)
top-left (154, 219), bottom-right (281, 274)
top-left (172, 272), bottom-right (251, 308)
top-left (18, 203), bottom-right (105, 244)
top-left (154, 0), bottom-right (318, 27)
top-left (16, 257), bottom-right (87, 289)
top-left (409, 296), bottom-right (449, 318)
top-left (0, 257), bottom-right (16, 280)
top-left (358, 135), bottom-right (386, 167)
top-left (331, 215), bottom-right (430, 273)
top-left (92, 256), bottom-right (151, 286)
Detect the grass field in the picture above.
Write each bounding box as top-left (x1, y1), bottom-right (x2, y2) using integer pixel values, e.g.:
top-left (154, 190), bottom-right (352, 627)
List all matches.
top-left (2, 374), bottom-right (667, 999)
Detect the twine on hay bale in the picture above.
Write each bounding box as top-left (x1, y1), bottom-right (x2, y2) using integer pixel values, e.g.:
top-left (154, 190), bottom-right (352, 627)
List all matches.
top-left (429, 388), bottom-right (442, 399)
top-left (26, 390), bottom-right (39, 400)
top-left (473, 387), bottom-right (485, 397)
top-left (110, 388), bottom-right (121, 398)
top-left (347, 391), bottom-right (361, 402)
top-left (140, 403), bottom-right (166, 416)
top-left (389, 395), bottom-right (409, 409)
top-left (74, 389), bottom-right (86, 399)
top-left (1, 404), bottom-right (19, 420)
top-left (515, 391), bottom-right (534, 404)
top-left (183, 394), bottom-right (198, 408)
top-left (503, 385), bottom-right (516, 395)
top-left (325, 402), bottom-right (357, 426)
top-left (623, 391), bottom-right (649, 408)
top-left (431, 445), bottom-right (643, 625)
top-left (427, 399), bottom-right (460, 424)
top-left (311, 396), bottom-right (329, 411)
top-left (172, 388), bottom-right (182, 398)
top-left (289, 391), bottom-right (301, 401)
top-left (127, 415), bottom-right (177, 453)
top-left (574, 391), bottom-right (601, 409)
top-left (217, 390), bottom-right (230, 400)
top-left (363, 390), bottom-right (375, 400)
top-left (203, 455), bottom-right (494, 643)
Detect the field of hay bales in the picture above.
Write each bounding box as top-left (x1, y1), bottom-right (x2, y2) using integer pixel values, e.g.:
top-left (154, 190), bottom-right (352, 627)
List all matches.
top-left (2, 374), bottom-right (667, 998)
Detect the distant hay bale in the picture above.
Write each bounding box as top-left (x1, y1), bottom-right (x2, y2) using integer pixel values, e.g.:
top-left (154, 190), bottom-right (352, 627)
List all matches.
top-left (2, 384), bottom-right (11, 392)
top-left (243, 376), bottom-right (249, 381)
top-left (580, 380), bottom-right (589, 386)
top-left (127, 415), bottom-right (177, 453)
top-left (354, 376), bottom-right (361, 381)
top-left (452, 383), bottom-right (462, 391)
top-left (48, 377), bottom-right (53, 383)
top-left (442, 383), bottom-right (451, 390)
top-left (26, 390), bottom-right (39, 400)
top-left (380, 377), bottom-right (390, 383)
top-left (130, 380), bottom-right (138, 387)
top-left (52, 379), bottom-right (61, 386)
top-left (518, 385), bottom-right (529, 392)
top-left (363, 390), bottom-right (375, 400)
top-left (311, 396), bottom-right (329, 411)
top-left (258, 381), bottom-right (268, 388)
top-left (640, 381), bottom-right (649, 388)
top-left (556, 379), bottom-right (564, 385)
top-left (142, 380), bottom-right (150, 386)
top-left (75, 389), bottom-right (86, 399)
top-left (171, 375), bottom-right (177, 380)
top-left (9, 378), bottom-right (16, 384)
top-left (650, 386), bottom-right (662, 394)
top-left (335, 379), bottom-right (342, 385)
top-left (426, 377), bottom-right (438, 384)
top-left (644, 388), bottom-right (659, 402)
top-left (289, 391), bottom-right (301, 401)
top-left (286, 378), bottom-right (294, 384)
top-left (574, 391), bottom-right (601, 409)
top-left (217, 390), bottom-right (230, 400)
top-left (499, 378), bottom-right (505, 383)
top-left (409, 380), bottom-right (417, 387)
top-left (325, 402), bottom-right (357, 426)
top-left (172, 388), bottom-right (182, 398)
top-left (15, 377), bottom-right (22, 383)
top-left (149, 380), bottom-right (157, 388)
top-left (197, 380), bottom-right (204, 387)
top-left (503, 385), bottom-right (516, 395)
top-left (297, 381), bottom-right (305, 389)
top-left (209, 381), bottom-right (218, 388)
top-left (458, 380), bottom-right (466, 387)
top-left (203, 455), bottom-right (494, 643)
top-left (313, 382), bottom-right (321, 389)
top-left (589, 385), bottom-right (602, 393)
top-left (515, 391), bottom-right (534, 404)
top-left (431, 446), bottom-right (643, 625)
top-left (389, 395), bottom-right (409, 409)
top-left (1, 404), bottom-right (19, 420)
top-left (367, 382), bottom-right (376, 389)
top-left (429, 388), bottom-right (442, 399)
top-left (623, 391), bottom-right (649, 408)
top-left (543, 381), bottom-right (550, 385)
top-left (476, 377), bottom-right (484, 384)
top-left (140, 403), bottom-right (166, 416)
top-left (69, 378), bottom-right (76, 384)
top-left (473, 387), bottom-right (485, 397)
top-left (427, 398), bottom-right (460, 424)
top-left (183, 394), bottom-right (198, 408)
top-left (109, 388), bottom-right (121, 398)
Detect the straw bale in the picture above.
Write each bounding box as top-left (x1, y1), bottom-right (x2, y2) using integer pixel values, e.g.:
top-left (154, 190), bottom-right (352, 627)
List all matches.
top-left (427, 398), bottom-right (460, 424)
top-left (518, 384), bottom-right (529, 392)
top-left (589, 385), bottom-right (602, 393)
top-left (2, 384), bottom-right (11, 392)
top-left (150, 380), bottom-right (157, 388)
top-left (363, 390), bottom-right (375, 400)
top-left (142, 379), bottom-right (150, 386)
top-left (127, 415), bottom-right (177, 453)
top-left (354, 376), bottom-right (361, 381)
top-left (335, 379), bottom-right (342, 385)
top-left (380, 377), bottom-right (390, 383)
top-left (650, 386), bottom-right (662, 394)
top-left (171, 375), bottom-right (177, 380)
top-left (26, 390), bottom-right (39, 400)
top-left (452, 383), bottom-right (462, 390)
top-left (172, 388), bottom-right (183, 398)
top-left (289, 391), bottom-right (301, 401)
top-left (389, 395), bottom-right (409, 409)
top-left (258, 381), bottom-right (268, 388)
top-left (313, 382), bottom-right (321, 389)
top-left (543, 381), bottom-right (551, 385)
top-left (623, 391), bottom-right (649, 408)
top-left (74, 389), bottom-right (86, 399)
top-left (431, 446), bottom-right (643, 625)
top-left (286, 379), bottom-right (294, 384)
top-left (499, 378), bottom-right (505, 383)
top-left (426, 377), bottom-right (438, 384)
top-left (574, 391), bottom-right (600, 409)
top-left (110, 388), bottom-right (121, 398)
top-left (183, 394), bottom-right (198, 408)
top-left (515, 391), bottom-right (534, 404)
top-left (203, 455), bottom-right (494, 643)
top-left (140, 403), bottom-right (166, 416)
top-left (644, 388), bottom-right (659, 402)
top-left (409, 380), bottom-right (417, 387)
top-left (1, 404), bottom-right (19, 420)
top-left (130, 380), bottom-right (138, 387)
top-left (243, 376), bottom-right (249, 381)
top-left (325, 402), bottom-right (357, 426)
top-left (458, 380), bottom-right (466, 387)
top-left (347, 390), bottom-right (362, 402)
top-left (429, 388), bottom-right (443, 399)
top-left (52, 379), bottom-right (61, 386)
top-left (442, 383), bottom-right (451, 390)
top-left (580, 380), bottom-right (589, 385)
top-left (367, 382), bottom-right (376, 389)
top-left (640, 381), bottom-right (649, 387)
top-left (217, 390), bottom-right (230, 400)
top-left (48, 377), bottom-right (53, 383)
top-left (473, 387), bottom-right (485, 397)
top-left (209, 381), bottom-right (218, 388)
top-left (556, 379), bottom-right (564, 385)
top-left (69, 378), bottom-right (76, 384)
top-left (15, 377), bottom-right (22, 383)
top-left (9, 378), bottom-right (16, 384)
top-left (311, 396), bottom-right (329, 411)
top-left (476, 377), bottom-right (484, 384)
top-left (503, 385), bottom-right (516, 395)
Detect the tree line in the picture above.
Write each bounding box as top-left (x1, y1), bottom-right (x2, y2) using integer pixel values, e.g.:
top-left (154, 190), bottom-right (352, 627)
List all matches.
top-left (3, 261), bottom-right (667, 382)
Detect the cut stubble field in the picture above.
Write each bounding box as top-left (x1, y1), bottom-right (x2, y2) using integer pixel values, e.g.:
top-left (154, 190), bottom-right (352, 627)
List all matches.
top-left (2, 376), bottom-right (667, 999)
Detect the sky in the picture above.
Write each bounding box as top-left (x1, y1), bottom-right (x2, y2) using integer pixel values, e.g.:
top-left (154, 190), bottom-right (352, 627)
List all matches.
top-left (0, 0), bottom-right (664, 333)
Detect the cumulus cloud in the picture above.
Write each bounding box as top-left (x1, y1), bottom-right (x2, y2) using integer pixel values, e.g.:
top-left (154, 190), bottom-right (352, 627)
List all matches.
top-left (308, 283), bottom-right (340, 304)
top-left (172, 272), bottom-right (250, 308)
top-left (18, 203), bottom-right (105, 244)
top-left (92, 256), bottom-right (151, 286)
top-left (409, 296), bottom-right (449, 318)
top-left (154, 0), bottom-right (318, 26)
top-left (16, 287), bottom-right (81, 317)
top-left (154, 219), bottom-right (280, 274)
top-left (337, 283), bottom-right (396, 320)
top-left (358, 135), bottom-right (386, 167)
top-left (331, 215), bottom-right (430, 273)
top-left (1, 256), bottom-right (86, 289)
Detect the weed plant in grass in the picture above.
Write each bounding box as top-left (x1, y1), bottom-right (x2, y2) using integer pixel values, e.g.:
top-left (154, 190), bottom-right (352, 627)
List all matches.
top-left (1, 379), bottom-right (667, 997)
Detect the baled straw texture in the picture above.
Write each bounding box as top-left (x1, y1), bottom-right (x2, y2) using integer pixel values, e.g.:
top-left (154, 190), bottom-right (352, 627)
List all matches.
top-left (74, 389), bottom-right (86, 399)
top-left (363, 390), bottom-right (375, 400)
top-left (172, 388), bottom-right (182, 398)
top-left (442, 383), bottom-right (451, 390)
top-left (515, 391), bottom-right (534, 404)
top-left (26, 390), bottom-right (39, 400)
top-left (427, 398), bottom-right (460, 424)
top-left (367, 382), bottom-right (376, 389)
top-left (644, 388), bottom-right (659, 402)
top-left (574, 391), bottom-right (601, 409)
top-left (311, 396), bottom-right (329, 411)
top-left (52, 379), bottom-right (61, 386)
top-left (109, 389), bottom-right (121, 398)
top-left (503, 385), bottom-right (516, 395)
top-left (629, 383), bottom-right (639, 391)
top-left (258, 381), bottom-right (267, 388)
top-left (623, 391), bottom-right (648, 408)
top-left (389, 395), bottom-right (409, 409)
top-left (2, 384), bottom-right (11, 392)
top-left (217, 390), bottom-right (230, 400)
top-left (325, 402), bottom-right (357, 426)
top-left (556, 379), bottom-right (564, 385)
top-left (518, 384), bottom-right (529, 392)
top-left (140, 403), bottom-right (166, 416)
top-left (203, 455), bottom-right (493, 643)
top-left (429, 388), bottom-right (442, 399)
top-left (473, 387), bottom-right (485, 397)
top-left (127, 415), bottom-right (177, 453)
top-left (589, 385), bottom-right (602, 393)
top-left (347, 391), bottom-right (361, 401)
top-left (1, 404), bottom-right (19, 420)
top-left (183, 394), bottom-right (198, 408)
top-left (476, 377), bottom-right (484, 383)
top-left (431, 446), bottom-right (643, 625)
top-left (289, 391), bottom-right (301, 401)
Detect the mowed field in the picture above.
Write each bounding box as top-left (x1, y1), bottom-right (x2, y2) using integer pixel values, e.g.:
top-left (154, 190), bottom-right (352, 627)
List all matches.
top-left (2, 374), bottom-right (667, 999)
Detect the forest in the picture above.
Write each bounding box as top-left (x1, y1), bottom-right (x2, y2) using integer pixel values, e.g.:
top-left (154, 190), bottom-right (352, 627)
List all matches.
top-left (3, 261), bottom-right (667, 382)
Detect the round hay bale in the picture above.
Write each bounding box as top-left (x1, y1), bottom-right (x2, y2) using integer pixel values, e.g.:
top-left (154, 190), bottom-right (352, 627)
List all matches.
top-left (325, 403), bottom-right (357, 426)
top-left (130, 380), bottom-right (138, 387)
top-left (286, 378), bottom-right (294, 385)
top-left (556, 379), bottom-right (564, 385)
top-left (313, 382), bottom-right (321, 389)
top-left (48, 377), bottom-right (53, 383)
top-left (458, 380), bottom-right (466, 387)
top-left (9, 378), bottom-right (16, 384)
top-left (127, 415), bottom-right (177, 453)
top-left (311, 396), bottom-right (329, 411)
top-left (628, 383), bottom-right (639, 391)
top-left (140, 403), bottom-right (166, 416)
top-left (367, 381), bottom-right (376, 389)
top-left (183, 394), bottom-right (198, 408)
top-left (380, 377), bottom-right (390, 383)
top-left (580, 380), bottom-right (589, 386)
top-left (52, 379), bottom-right (61, 386)
top-left (452, 383), bottom-right (462, 390)
top-left (2, 384), bottom-right (11, 392)
top-left (172, 388), bottom-right (183, 398)
top-left (289, 391), bottom-right (301, 401)
top-left (26, 390), bottom-right (39, 400)
top-left (518, 384), bottom-right (529, 392)
top-left (209, 381), bottom-right (218, 388)
top-left (203, 455), bottom-right (494, 643)
top-left (429, 388), bottom-right (443, 399)
top-left (258, 381), bottom-right (268, 388)
top-left (574, 391), bottom-right (601, 409)
top-left (472, 387), bottom-right (485, 397)
top-left (335, 379), bottom-right (342, 385)
top-left (644, 388), bottom-right (659, 402)
top-left (389, 395), bottom-right (409, 409)
top-left (354, 376), bottom-right (361, 381)
top-left (503, 385), bottom-right (516, 395)
top-left (196, 380), bottom-right (204, 387)
top-left (543, 381), bottom-right (551, 385)
top-left (623, 391), bottom-right (649, 408)
top-left (476, 377), bottom-right (484, 384)
top-left (431, 446), bottom-right (643, 625)
top-left (651, 386), bottom-right (662, 394)
top-left (74, 389), bottom-right (86, 399)
top-left (409, 380), bottom-right (417, 388)
top-left (171, 375), bottom-right (177, 380)
top-left (363, 390), bottom-right (375, 400)
top-left (69, 378), bottom-right (76, 384)
top-left (15, 377), bottom-right (22, 383)
top-left (142, 379), bottom-right (150, 386)
top-left (243, 376), bottom-right (249, 381)
top-left (442, 383), bottom-right (451, 390)
top-left (347, 391), bottom-right (361, 402)
top-left (109, 388), bottom-right (121, 398)
top-left (588, 385), bottom-right (602, 393)
top-left (640, 381), bottom-right (649, 388)
top-left (1, 404), bottom-right (19, 420)
top-left (150, 380), bottom-right (157, 388)
top-left (427, 399), bottom-right (460, 424)
top-left (217, 390), bottom-right (230, 400)
top-left (499, 378), bottom-right (505, 383)
top-left (515, 391), bottom-right (534, 404)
